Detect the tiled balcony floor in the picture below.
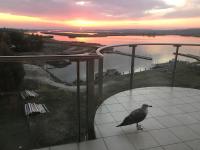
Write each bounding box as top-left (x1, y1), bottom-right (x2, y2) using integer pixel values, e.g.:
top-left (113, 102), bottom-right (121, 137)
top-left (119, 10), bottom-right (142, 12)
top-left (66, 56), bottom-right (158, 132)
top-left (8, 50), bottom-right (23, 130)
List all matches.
top-left (34, 87), bottom-right (200, 150)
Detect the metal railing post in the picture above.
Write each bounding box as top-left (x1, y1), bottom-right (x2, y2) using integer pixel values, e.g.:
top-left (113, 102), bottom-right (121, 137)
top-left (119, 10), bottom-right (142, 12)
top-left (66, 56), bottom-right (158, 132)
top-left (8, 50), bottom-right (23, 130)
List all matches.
top-left (86, 59), bottom-right (96, 140)
top-left (76, 60), bottom-right (81, 142)
top-left (172, 45), bottom-right (181, 87)
top-left (130, 45), bottom-right (137, 89)
top-left (98, 58), bottom-right (103, 102)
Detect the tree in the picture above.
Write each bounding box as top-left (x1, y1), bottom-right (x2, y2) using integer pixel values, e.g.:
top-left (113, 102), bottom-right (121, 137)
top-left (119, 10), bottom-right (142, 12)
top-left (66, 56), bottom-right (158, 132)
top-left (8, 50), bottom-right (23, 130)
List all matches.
top-left (0, 29), bottom-right (43, 52)
top-left (0, 40), bottom-right (25, 92)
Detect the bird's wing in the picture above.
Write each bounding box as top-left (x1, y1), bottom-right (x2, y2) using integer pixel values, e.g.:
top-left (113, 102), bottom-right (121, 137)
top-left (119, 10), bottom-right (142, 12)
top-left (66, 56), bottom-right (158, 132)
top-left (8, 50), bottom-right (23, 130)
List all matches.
top-left (120, 115), bottom-right (135, 126)
top-left (116, 108), bottom-right (147, 127)
top-left (130, 108), bottom-right (146, 123)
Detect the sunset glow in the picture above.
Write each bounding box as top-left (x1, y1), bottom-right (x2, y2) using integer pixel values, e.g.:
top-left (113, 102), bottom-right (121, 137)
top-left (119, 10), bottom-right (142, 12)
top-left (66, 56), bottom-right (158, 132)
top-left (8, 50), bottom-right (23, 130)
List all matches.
top-left (75, 1), bottom-right (90, 6)
top-left (65, 18), bottom-right (200, 29)
top-left (66, 19), bottom-right (99, 27)
top-left (0, 0), bottom-right (199, 29)
top-left (162, 0), bottom-right (187, 7)
top-left (0, 13), bottom-right (42, 23)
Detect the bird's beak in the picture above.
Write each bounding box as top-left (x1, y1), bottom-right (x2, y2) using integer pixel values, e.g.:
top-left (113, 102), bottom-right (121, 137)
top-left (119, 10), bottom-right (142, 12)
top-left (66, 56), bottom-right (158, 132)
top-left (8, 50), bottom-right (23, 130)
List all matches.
top-left (148, 105), bottom-right (152, 107)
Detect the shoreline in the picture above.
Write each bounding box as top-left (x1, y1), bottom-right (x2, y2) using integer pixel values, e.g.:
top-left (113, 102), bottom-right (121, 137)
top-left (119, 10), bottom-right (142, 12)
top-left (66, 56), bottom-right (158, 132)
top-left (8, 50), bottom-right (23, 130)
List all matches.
top-left (41, 31), bottom-right (200, 38)
top-left (30, 38), bottom-right (102, 55)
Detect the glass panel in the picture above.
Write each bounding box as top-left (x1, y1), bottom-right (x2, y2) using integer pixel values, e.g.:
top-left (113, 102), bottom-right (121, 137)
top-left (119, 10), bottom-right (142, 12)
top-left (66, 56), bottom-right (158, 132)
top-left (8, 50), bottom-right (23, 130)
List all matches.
top-left (175, 46), bottom-right (200, 88)
top-left (0, 61), bottom-right (30, 150)
top-left (100, 45), bottom-right (176, 101)
top-left (134, 45), bottom-right (174, 87)
top-left (101, 46), bottom-right (132, 100)
top-left (0, 60), bottom-right (81, 149)
top-left (100, 44), bottom-right (200, 105)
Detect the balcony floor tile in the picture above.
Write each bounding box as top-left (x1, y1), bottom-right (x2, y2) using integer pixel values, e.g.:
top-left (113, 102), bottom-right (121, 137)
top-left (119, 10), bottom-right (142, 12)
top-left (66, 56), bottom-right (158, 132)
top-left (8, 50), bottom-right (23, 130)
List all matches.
top-left (34, 87), bottom-right (200, 150)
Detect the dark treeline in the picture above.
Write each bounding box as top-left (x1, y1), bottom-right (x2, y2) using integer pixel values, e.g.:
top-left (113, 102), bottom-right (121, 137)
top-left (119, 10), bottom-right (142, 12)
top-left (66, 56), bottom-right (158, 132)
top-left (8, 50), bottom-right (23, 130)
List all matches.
top-left (0, 28), bottom-right (43, 92)
top-left (0, 41), bottom-right (25, 92)
top-left (0, 28), bottom-right (43, 52)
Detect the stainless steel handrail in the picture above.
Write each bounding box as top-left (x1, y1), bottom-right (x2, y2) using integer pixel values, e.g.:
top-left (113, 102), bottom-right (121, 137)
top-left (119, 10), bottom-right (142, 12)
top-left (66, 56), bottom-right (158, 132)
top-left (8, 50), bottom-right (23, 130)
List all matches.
top-left (0, 43), bottom-right (199, 62)
top-left (0, 54), bottom-right (100, 62)
top-left (96, 42), bottom-right (200, 89)
top-left (96, 43), bottom-right (200, 57)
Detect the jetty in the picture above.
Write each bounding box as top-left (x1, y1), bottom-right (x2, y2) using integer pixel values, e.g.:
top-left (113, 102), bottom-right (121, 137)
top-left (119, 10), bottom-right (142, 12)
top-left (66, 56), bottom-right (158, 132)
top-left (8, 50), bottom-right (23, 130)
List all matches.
top-left (174, 52), bottom-right (200, 61)
top-left (114, 50), bottom-right (152, 60)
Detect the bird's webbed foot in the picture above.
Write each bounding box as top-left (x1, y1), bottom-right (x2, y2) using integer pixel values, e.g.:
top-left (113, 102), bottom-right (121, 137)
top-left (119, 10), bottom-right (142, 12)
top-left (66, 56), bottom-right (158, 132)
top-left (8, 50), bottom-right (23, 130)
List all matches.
top-left (136, 124), bottom-right (143, 130)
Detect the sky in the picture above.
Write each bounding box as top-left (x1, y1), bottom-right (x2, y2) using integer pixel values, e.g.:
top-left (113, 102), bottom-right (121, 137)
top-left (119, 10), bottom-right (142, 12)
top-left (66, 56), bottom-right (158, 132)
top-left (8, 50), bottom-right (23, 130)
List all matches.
top-left (0, 0), bottom-right (200, 30)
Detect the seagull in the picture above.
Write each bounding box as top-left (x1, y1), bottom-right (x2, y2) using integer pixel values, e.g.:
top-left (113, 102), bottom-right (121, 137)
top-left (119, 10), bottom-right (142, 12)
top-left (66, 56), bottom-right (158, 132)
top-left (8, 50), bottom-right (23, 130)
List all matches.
top-left (116, 104), bottom-right (152, 130)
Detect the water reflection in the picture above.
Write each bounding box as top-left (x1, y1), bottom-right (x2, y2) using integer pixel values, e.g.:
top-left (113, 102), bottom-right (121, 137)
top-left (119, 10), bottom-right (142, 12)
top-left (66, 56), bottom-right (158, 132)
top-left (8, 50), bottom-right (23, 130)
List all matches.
top-left (48, 44), bottom-right (199, 83)
top-left (35, 30), bottom-right (200, 45)
top-left (52, 35), bottom-right (200, 45)
top-left (38, 33), bottom-right (200, 83)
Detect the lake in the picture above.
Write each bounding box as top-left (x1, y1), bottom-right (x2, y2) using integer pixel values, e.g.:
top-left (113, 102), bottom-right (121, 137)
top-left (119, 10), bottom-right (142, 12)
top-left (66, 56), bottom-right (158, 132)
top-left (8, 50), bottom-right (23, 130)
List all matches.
top-left (44, 33), bottom-right (200, 83)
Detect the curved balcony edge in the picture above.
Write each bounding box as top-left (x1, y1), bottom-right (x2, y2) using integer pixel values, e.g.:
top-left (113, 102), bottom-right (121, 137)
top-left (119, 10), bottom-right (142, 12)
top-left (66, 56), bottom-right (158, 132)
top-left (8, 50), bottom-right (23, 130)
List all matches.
top-left (96, 42), bottom-right (200, 57)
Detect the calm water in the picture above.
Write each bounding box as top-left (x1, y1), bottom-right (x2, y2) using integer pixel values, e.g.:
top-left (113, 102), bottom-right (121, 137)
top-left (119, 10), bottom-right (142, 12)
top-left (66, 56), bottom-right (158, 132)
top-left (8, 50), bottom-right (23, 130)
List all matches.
top-left (44, 33), bottom-right (200, 83)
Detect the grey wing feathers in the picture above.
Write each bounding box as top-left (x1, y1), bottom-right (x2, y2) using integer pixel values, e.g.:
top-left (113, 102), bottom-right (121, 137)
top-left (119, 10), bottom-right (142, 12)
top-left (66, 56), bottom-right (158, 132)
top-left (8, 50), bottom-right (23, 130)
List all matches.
top-left (116, 107), bottom-right (147, 127)
top-left (130, 108), bottom-right (146, 123)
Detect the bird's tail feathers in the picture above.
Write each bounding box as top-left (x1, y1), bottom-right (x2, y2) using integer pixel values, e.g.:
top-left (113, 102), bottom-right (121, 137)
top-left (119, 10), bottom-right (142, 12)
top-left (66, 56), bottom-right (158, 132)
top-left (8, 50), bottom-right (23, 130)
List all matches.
top-left (116, 123), bottom-right (123, 127)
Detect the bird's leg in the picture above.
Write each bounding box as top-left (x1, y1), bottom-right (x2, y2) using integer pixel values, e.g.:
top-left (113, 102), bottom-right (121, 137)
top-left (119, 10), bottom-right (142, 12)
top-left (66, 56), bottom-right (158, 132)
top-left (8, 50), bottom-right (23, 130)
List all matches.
top-left (136, 123), bottom-right (143, 130)
top-left (136, 123), bottom-right (139, 128)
